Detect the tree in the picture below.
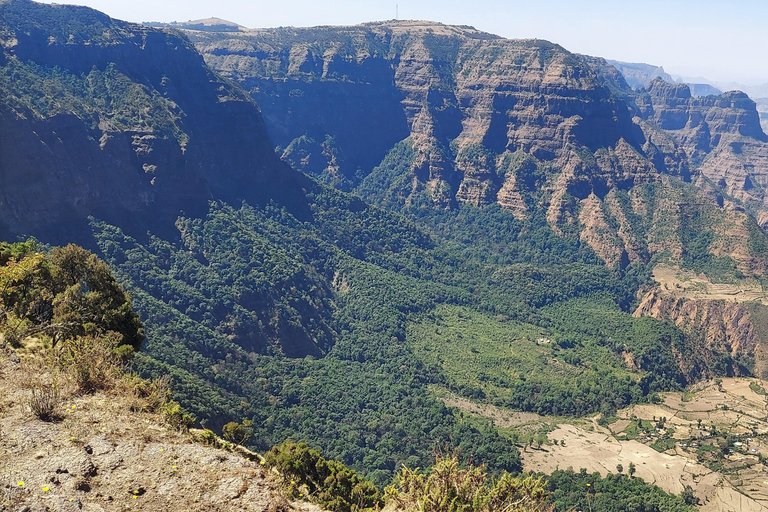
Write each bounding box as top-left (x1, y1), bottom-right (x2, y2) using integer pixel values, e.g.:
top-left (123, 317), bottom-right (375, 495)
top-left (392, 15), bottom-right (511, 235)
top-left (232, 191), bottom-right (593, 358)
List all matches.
top-left (628, 462), bottom-right (636, 477)
top-left (49, 244), bottom-right (144, 350)
top-left (222, 419), bottom-right (253, 446)
top-left (616, 463), bottom-right (623, 474)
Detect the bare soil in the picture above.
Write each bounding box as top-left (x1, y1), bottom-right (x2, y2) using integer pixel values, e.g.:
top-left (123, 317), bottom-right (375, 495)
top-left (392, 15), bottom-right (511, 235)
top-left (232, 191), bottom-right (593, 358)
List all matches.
top-left (652, 265), bottom-right (768, 304)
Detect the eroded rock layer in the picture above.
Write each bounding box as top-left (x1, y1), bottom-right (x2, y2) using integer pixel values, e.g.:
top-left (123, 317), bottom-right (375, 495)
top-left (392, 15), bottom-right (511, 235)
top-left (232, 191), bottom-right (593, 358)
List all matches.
top-left (188, 21), bottom-right (768, 268)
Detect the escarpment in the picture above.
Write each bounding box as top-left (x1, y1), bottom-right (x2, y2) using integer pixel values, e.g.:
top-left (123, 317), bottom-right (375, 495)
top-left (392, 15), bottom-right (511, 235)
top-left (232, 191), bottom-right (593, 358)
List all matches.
top-left (0, 0), bottom-right (312, 244)
top-left (634, 289), bottom-right (768, 379)
top-left (188, 21), bottom-right (768, 270)
top-left (636, 78), bottom-right (768, 226)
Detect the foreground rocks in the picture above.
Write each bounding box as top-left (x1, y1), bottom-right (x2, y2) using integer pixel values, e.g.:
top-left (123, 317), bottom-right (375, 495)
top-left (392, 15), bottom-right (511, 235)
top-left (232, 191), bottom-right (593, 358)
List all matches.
top-left (0, 345), bottom-right (319, 512)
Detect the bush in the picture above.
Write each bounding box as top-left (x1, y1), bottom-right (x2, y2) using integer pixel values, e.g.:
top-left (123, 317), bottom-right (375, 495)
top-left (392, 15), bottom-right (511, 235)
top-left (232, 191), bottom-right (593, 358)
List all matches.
top-left (161, 400), bottom-right (196, 432)
top-left (384, 455), bottom-right (553, 512)
top-left (59, 332), bottom-right (122, 392)
top-left (264, 441), bottom-right (382, 512)
top-left (27, 380), bottom-right (61, 421)
top-left (222, 420), bottom-right (252, 446)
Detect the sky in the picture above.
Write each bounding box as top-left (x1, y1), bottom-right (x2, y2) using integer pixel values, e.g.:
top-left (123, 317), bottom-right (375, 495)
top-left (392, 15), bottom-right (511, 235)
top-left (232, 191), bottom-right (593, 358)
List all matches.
top-left (39, 0), bottom-right (768, 85)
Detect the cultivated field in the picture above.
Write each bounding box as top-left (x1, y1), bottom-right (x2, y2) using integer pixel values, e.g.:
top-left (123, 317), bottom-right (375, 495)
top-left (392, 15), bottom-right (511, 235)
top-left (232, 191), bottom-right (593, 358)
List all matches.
top-left (439, 378), bottom-right (768, 511)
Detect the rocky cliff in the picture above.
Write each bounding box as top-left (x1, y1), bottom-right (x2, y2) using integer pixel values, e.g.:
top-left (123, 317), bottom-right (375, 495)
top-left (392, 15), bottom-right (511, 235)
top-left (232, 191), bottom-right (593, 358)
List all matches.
top-left (635, 78), bottom-right (768, 225)
top-left (606, 60), bottom-right (675, 89)
top-left (193, 22), bottom-right (645, 208)
top-left (188, 21), bottom-right (768, 270)
top-left (0, 0), bottom-right (312, 244)
top-left (634, 290), bottom-right (768, 379)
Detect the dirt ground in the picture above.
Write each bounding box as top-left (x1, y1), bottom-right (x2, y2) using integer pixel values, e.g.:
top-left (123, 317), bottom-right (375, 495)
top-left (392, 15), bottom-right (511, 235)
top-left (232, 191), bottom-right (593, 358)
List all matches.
top-left (0, 344), bottom-right (322, 512)
top-left (437, 390), bottom-right (543, 428)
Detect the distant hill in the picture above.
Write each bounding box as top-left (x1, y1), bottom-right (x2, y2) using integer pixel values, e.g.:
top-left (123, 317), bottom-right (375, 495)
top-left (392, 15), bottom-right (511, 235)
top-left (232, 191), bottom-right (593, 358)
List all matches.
top-left (687, 83), bottom-right (722, 97)
top-left (607, 60), bottom-right (675, 89)
top-left (144, 17), bottom-right (248, 32)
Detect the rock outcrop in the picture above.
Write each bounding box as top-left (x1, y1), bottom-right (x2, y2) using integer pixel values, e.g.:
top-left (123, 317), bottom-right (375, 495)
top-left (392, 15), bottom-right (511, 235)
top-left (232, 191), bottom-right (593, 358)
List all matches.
top-left (0, 344), bottom-right (322, 511)
top-left (636, 79), bottom-right (768, 225)
top-left (606, 60), bottom-right (675, 89)
top-left (192, 22), bottom-right (647, 211)
top-left (634, 290), bottom-right (768, 379)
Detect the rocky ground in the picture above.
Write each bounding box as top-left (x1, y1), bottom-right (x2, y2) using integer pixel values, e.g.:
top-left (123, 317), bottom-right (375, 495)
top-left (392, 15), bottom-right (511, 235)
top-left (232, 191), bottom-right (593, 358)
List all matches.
top-left (0, 344), bottom-right (321, 512)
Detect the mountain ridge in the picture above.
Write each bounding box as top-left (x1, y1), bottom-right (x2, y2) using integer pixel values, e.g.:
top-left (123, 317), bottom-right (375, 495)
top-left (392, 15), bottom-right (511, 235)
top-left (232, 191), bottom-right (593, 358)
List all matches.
top-left (186, 21), bottom-right (768, 269)
top-left (0, 0), bottom-right (314, 245)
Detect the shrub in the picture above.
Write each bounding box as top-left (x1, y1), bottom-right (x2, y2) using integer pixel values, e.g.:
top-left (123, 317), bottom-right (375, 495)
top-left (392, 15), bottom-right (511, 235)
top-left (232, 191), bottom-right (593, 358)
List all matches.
top-left (120, 373), bottom-right (171, 413)
top-left (384, 455), bottom-right (553, 512)
top-left (59, 332), bottom-right (122, 392)
top-left (162, 400), bottom-right (196, 432)
top-left (222, 420), bottom-right (252, 446)
top-left (27, 380), bottom-right (61, 421)
top-left (264, 441), bottom-right (382, 512)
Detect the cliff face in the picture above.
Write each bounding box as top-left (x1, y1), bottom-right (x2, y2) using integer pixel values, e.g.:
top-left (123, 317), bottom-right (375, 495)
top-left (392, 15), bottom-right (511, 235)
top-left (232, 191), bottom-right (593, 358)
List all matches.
top-left (0, 0), bottom-right (311, 244)
top-left (0, 0), bottom-right (339, 358)
top-left (636, 78), bottom-right (768, 225)
top-left (194, 22), bottom-right (646, 206)
top-left (189, 21), bottom-right (768, 270)
top-left (605, 60), bottom-right (675, 89)
top-left (634, 290), bottom-right (768, 379)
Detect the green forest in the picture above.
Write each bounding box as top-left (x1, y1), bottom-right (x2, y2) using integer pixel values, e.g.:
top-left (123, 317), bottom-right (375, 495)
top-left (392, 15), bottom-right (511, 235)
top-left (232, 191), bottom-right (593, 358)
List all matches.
top-left (81, 182), bottom-right (731, 495)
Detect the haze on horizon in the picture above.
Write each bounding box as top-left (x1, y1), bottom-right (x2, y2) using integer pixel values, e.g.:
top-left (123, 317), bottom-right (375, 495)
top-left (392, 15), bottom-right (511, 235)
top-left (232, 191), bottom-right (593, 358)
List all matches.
top-left (39, 0), bottom-right (768, 86)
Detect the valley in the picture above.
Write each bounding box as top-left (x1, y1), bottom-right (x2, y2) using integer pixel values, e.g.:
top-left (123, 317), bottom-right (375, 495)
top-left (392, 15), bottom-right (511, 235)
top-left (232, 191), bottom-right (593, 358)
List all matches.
top-left (2, 0), bottom-right (768, 509)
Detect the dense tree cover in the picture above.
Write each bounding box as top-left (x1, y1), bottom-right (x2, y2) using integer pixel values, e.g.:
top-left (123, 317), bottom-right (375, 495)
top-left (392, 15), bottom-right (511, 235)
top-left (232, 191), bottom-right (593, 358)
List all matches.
top-left (545, 469), bottom-right (697, 512)
top-left (92, 197), bottom-right (522, 486)
top-left (85, 183), bottom-right (716, 486)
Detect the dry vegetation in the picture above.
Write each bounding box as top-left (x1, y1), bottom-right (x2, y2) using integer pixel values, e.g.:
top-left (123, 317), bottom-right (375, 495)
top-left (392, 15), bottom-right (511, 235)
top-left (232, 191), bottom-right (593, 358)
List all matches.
top-left (652, 265), bottom-right (768, 304)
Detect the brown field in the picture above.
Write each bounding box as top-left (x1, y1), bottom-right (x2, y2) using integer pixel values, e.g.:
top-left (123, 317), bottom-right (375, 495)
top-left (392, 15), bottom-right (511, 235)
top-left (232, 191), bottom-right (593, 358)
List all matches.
top-left (438, 378), bottom-right (768, 512)
top-left (652, 265), bottom-right (768, 304)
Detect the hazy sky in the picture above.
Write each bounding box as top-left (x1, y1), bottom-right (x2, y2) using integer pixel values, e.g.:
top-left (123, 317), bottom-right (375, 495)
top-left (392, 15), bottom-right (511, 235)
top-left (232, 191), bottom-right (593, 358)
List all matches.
top-left (39, 0), bottom-right (768, 84)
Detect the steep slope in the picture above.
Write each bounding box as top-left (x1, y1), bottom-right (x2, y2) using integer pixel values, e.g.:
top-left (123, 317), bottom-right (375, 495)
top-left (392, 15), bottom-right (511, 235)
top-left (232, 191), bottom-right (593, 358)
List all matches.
top-left (192, 21), bottom-right (643, 206)
top-left (604, 60), bottom-right (675, 89)
top-left (0, 0), bottom-right (312, 244)
top-left (635, 78), bottom-right (768, 225)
